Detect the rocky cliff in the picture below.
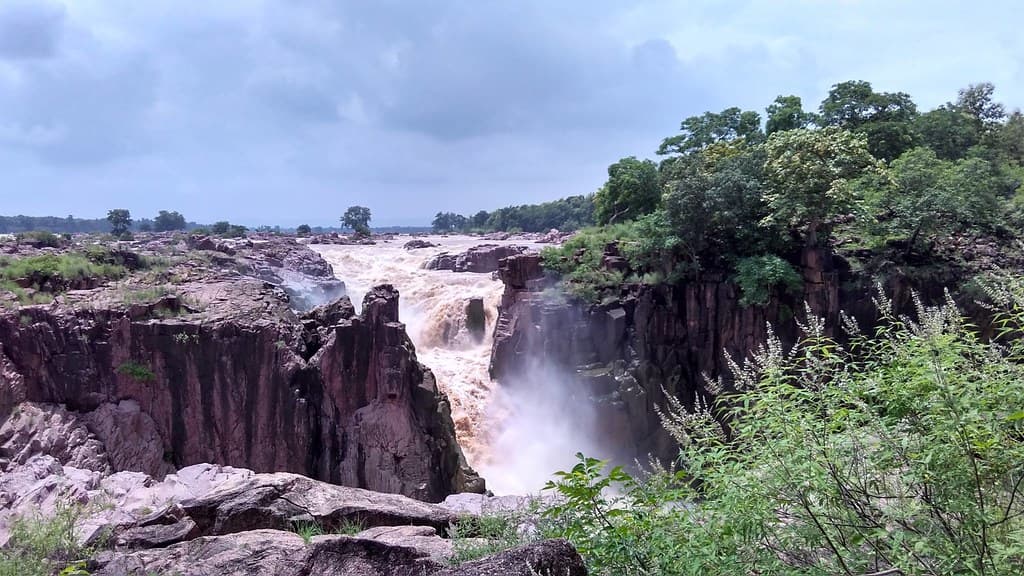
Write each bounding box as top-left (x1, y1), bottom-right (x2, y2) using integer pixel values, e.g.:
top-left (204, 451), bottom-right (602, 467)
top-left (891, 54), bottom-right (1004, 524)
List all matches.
top-left (0, 236), bottom-right (482, 502)
top-left (488, 246), bottom-right (1004, 464)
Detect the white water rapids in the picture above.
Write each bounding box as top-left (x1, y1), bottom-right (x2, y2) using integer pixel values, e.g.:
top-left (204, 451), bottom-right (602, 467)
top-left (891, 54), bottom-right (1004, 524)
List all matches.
top-left (313, 236), bottom-right (600, 494)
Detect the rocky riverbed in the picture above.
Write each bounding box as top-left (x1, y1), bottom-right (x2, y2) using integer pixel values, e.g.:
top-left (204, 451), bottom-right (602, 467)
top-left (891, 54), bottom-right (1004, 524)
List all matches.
top-left (0, 233), bottom-right (585, 574)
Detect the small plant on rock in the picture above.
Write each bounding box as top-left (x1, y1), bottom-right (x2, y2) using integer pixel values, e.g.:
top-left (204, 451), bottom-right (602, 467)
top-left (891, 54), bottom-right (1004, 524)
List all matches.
top-left (116, 361), bottom-right (155, 382)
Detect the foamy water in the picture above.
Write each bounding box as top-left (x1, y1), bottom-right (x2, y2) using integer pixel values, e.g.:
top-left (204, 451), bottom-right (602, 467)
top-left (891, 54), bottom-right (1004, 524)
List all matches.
top-left (312, 236), bottom-right (528, 469)
top-left (313, 236), bottom-right (608, 494)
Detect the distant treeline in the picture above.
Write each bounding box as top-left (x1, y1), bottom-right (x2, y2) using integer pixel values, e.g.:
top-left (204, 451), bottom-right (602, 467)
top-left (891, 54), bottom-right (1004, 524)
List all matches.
top-left (0, 213), bottom-right (201, 234)
top-left (432, 194), bottom-right (595, 233)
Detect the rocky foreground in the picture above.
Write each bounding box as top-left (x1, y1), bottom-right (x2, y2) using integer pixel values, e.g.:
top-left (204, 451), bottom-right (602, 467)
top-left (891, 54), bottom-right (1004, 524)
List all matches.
top-left (0, 233), bottom-right (584, 574)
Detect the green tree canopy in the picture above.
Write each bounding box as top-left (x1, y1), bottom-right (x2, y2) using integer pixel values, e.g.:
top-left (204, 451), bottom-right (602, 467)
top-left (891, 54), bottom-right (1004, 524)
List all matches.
top-left (341, 206), bottom-right (372, 236)
top-left (957, 82), bottom-right (1005, 133)
top-left (657, 108), bottom-right (764, 156)
top-left (295, 224), bottom-right (311, 236)
top-left (662, 146), bottom-right (782, 268)
top-left (106, 209), bottom-right (132, 238)
top-left (153, 210), bottom-right (186, 232)
top-left (765, 95), bottom-right (816, 135)
top-left (819, 80), bottom-right (918, 160)
top-left (764, 127), bottom-right (877, 247)
top-left (914, 106), bottom-right (980, 160)
top-left (594, 157), bottom-right (662, 224)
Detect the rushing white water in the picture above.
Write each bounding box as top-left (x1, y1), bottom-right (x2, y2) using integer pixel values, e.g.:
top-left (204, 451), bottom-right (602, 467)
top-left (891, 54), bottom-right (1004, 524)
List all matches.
top-left (313, 235), bottom-right (605, 494)
top-left (312, 237), bottom-right (522, 467)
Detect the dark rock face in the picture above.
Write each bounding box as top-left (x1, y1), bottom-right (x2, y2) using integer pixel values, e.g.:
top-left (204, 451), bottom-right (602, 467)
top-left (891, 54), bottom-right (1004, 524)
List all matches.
top-left (425, 245), bottom-right (532, 274)
top-left (404, 239), bottom-right (439, 250)
top-left (244, 237), bottom-right (348, 311)
top-left (0, 283), bottom-right (480, 502)
top-left (488, 248), bottom-right (931, 463)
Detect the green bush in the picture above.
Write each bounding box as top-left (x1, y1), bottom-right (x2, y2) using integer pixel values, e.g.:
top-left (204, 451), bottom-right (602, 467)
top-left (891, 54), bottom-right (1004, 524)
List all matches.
top-left (0, 502), bottom-right (97, 576)
top-left (0, 254), bottom-right (125, 287)
top-left (543, 282), bottom-right (1024, 575)
top-left (733, 254), bottom-right (803, 306)
top-left (449, 514), bottom-right (530, 565)
top-left (15, 230), bottom-right (64, 248)
top-left (116, 361), bottom-right (155, 382)
top-left (540, 222), bottom-right (644, 302)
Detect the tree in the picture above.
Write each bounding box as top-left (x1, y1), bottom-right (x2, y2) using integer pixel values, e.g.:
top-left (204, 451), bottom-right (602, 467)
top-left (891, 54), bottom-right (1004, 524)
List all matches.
top-left (657, 108), bottom-right (764, 156)
top-left (211, 221), bottom-right (231, 235)
top-left (765, 95), bottom-right (816, 135)
top-left (295, 224), bottom-right (312, 236)
top-left (153, 210), bottom-right (187, 232)
top-left (106, 209), bottom-right (132, 238)
top-left (956, 82), bottom-right (1005, 132)
top-left (471, 210), bottom-right (490, 229)
top-left (764, 127), bottom-right (876, 247)
top-left (662, 147), bottom-right (783, 269)
top-left (341, 206), bottom-right (372, 236)
top-left (819, 80), bottom-right (918, 160)
top-left (914, 106), bottom-right (980, 160)
top-left (138, 220), bottom-right (153, 232)
top-left (594, 157), bottom-right (661, 224)
top-left (999, 110), bottom-right (1024, 164)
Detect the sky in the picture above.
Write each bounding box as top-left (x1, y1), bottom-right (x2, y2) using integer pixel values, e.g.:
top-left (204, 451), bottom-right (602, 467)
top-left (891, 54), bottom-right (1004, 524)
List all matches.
top-left (0, 0), bottom-right (1021, 227)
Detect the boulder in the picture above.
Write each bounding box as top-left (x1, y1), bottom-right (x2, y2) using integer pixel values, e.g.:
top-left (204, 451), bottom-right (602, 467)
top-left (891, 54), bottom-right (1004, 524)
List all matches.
top-left (404, 239), bottom-right (439, 250)
top-left (435, 539), bottom-right (587, 576)
top-left (179, 472), bottom-right (459, 536)
top-left (425, 245), bottom-right (532, 274)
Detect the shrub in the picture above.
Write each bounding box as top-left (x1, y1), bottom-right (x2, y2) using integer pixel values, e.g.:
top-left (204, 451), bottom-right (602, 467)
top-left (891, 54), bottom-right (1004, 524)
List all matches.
top-left (540, 222), bottom-right (643, 302)
top-left (733, 254), bottom-right (803, 306)
top-left (116, 362), bottom-right (155, 382)
top-left (543, 284), bottom-right (1024, 575)
top-left (0, 254), bottom-right (125, 286)
top-left (15, 230), bottom-right (64, 248)
top-left (0, 502), bottom-right (98, 576)
top-left (449, 514), bottom-right (530, 565)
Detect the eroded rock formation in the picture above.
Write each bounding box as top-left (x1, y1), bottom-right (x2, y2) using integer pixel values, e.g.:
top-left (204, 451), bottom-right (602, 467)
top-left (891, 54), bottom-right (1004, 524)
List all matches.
top-left (487, 247), bottom-right (951, 463)
top-left (424, 244), bottom-right (532, 274)
top-left (0, 240), bottom-right (481, 502)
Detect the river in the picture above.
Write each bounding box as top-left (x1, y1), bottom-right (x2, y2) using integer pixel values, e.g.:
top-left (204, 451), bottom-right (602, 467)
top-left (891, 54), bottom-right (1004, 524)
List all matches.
top-left (314, 235), bottom-right (571, 494)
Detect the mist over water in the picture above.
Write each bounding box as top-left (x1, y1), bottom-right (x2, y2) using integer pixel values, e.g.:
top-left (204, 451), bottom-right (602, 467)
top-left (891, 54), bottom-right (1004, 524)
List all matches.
top-left (312, 236), bottom-right (605, 494)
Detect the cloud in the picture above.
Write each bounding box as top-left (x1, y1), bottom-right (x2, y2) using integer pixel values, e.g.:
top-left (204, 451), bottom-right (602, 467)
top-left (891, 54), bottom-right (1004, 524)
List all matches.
top-left (0, 1), bottom-right (66, 60)
top-left (0, 0), bottom-right (1020, 224)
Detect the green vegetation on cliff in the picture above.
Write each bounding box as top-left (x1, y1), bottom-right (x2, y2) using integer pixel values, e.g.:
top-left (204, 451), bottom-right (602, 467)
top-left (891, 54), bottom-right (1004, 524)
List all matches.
top-left (539, 80), bottom-right (1024, 303)
top-left (541, 279), bottom-right (1024, 575)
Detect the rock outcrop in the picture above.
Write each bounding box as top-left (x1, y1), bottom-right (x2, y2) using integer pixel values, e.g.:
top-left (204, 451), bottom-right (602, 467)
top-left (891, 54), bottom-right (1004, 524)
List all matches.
top-left (487, 247), bottom-right (939, 463)
top-left (404, 239), bottom-right (439, 250)
top-left (424, 245), bottom-right (532, 274)
top-left (0, 239), bottom-right (481, 502)
top-left (0, 456), bottom-right (584, 576)
top-left (0, 284), bottom-right (479, 501)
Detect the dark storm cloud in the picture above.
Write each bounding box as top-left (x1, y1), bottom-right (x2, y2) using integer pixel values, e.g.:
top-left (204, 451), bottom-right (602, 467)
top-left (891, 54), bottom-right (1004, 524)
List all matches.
top-left (0, 1), bottom-right (65, 60)
top-left (0, 0), bottom-right (1020, 225)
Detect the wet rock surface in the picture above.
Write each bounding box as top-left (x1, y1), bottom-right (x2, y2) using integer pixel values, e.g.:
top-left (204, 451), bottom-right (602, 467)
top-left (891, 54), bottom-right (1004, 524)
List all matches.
top-left (0, 236), bottom-right (479, 502)
top-left (424, 244), bottom-right (533, 274)
top-left (0, 234), bottom-right (588, 574)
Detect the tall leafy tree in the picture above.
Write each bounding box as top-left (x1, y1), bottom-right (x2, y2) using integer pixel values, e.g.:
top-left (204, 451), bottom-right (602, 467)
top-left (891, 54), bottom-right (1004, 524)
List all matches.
top-left (914, 106), bottom-right (980, 160)
top-left (764, 127), bottom-right (876, 247)
top-left (594, 157), bottom-right (661, 224)
top-left (819, 80), bottom-right (918, 160)
top-left (657, 108), bottom-right (763, 156)
top-left (999, 110), bottom-right (1024, 164)
top-left (956, 82), bottom-right (1005, 132)
top-left (106, 209), bottom-right (132, 238)
top-left (765, 95), bottom-right (816, 135)
top-left (662, 146), bottom-right (780, 268)
top-left (341, 206), bottom-right (372, 236)
top-left (153, 210), bottom-right (187, 232)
